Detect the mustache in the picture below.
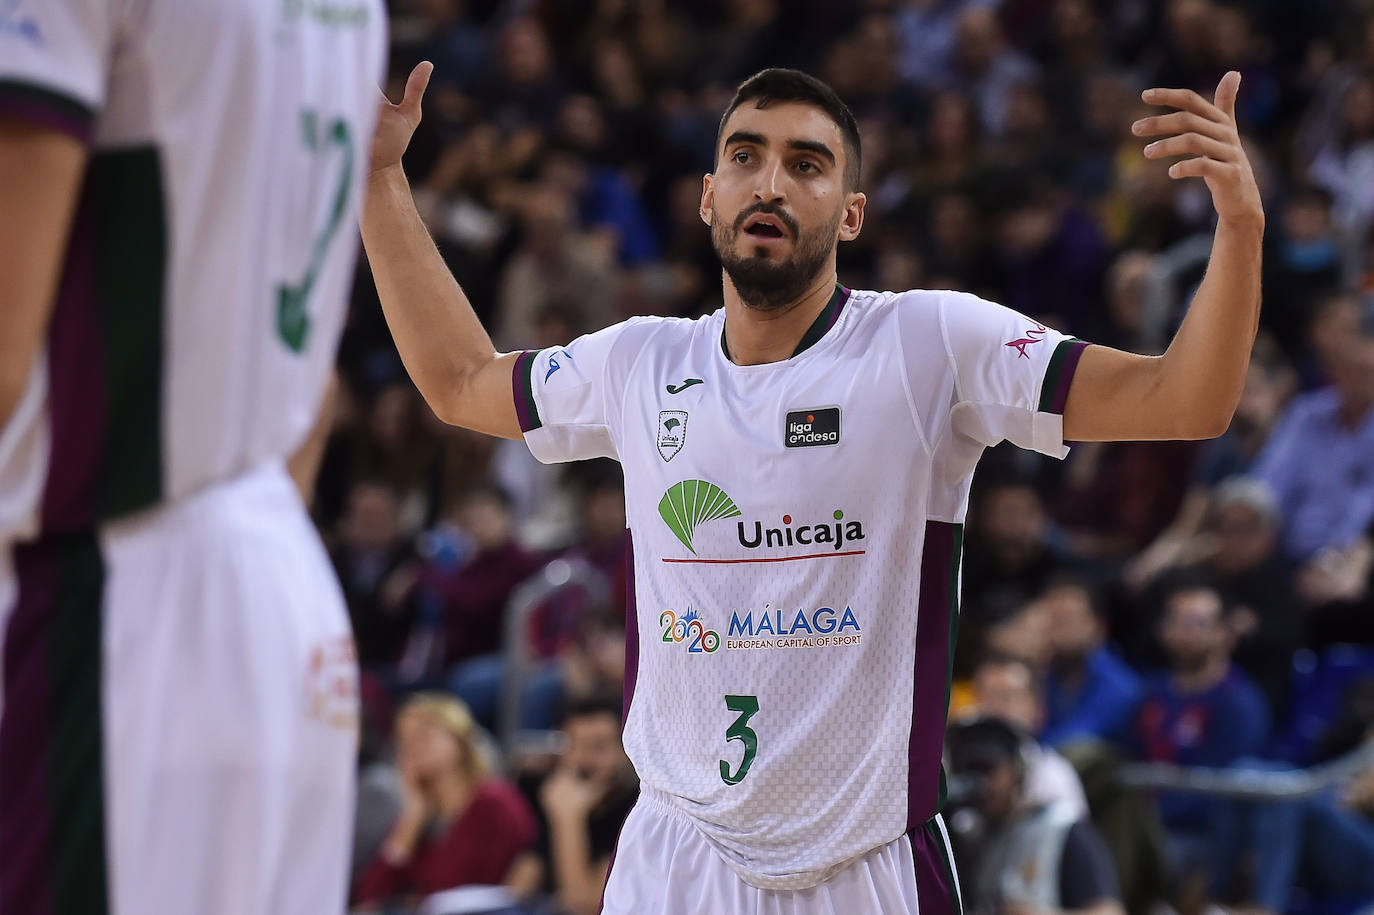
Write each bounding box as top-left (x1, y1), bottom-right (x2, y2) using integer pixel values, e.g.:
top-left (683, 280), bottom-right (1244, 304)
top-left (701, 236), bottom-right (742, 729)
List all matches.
top-left (732, 202), bottom-right (799, 237)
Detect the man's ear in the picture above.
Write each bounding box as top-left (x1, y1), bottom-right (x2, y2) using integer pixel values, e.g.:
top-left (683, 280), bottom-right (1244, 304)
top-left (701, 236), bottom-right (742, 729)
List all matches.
top-left (838, 191), bottom-right (866, 242)
top-left (700, 173), bottom-right (714, 226)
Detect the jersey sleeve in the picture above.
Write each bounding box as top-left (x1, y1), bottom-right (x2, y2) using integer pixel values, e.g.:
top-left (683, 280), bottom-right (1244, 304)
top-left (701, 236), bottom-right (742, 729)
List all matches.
top-left (0, 0), bottom-right (116, 144)
top-left (938, 292), bottom-right (1088, 458)
top-left (512, 318), bottom-right (647, 464)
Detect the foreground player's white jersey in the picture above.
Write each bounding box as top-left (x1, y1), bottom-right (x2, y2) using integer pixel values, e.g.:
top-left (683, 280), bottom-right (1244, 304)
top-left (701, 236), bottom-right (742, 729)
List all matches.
top-left (513, 286), bottom-right (1087, 889)
top-left (0, 0), bottom-right (386, 538)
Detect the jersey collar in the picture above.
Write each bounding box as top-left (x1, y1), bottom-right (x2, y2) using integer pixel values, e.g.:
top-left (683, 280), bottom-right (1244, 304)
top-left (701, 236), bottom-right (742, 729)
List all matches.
top-left (720, 283), bottom-right (852, 363)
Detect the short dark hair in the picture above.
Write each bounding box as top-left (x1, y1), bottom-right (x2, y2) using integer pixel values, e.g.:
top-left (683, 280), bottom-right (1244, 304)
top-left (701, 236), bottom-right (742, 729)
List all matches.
top-left (717, 68), bottom-right (862, 191)
top-left (559, 691), bottom-right (623, 729)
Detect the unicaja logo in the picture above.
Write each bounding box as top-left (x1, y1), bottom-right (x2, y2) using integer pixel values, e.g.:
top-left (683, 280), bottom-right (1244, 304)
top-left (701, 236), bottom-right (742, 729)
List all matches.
top-left (737, 510), bottom-right (865, 552)
top-left (658, 480), bottom-right (741, 554)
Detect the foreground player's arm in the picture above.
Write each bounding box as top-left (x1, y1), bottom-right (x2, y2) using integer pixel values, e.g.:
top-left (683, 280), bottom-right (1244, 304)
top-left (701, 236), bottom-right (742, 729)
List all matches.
top-left (1062, 71), bottom-right (1263, 442)
top-left (362, 62), bottom-right (522, 440)
top-left (0, 123), bottom-right (87, 428)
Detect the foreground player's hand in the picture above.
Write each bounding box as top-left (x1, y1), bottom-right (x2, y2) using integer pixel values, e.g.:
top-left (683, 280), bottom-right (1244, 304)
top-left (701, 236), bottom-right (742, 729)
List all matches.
top-left (1132, 71), bottom-right (1263, 225)
top-left (370, 61), bottom-right (433, 176)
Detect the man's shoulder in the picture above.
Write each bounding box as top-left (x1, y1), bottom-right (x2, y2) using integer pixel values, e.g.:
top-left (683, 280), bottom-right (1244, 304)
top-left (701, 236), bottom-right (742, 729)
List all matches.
top-left (605, 311), bottom-right (716, 350)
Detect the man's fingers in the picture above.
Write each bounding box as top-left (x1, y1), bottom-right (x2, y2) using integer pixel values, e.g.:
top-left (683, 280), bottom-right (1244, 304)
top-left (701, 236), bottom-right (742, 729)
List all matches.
top-left (1214, 70), bottom-right (1241, 122)
top-left (1142, 86), bottom-right (1222, 120)
top-left (401, 61), bottom-right (434, 118)
top-left (1144, 133), bottom-right (1236, 163)
top-left (1166, 156), bottom-right (1238, 181)
top-left (1132, 110), bottom-right (1231, 142)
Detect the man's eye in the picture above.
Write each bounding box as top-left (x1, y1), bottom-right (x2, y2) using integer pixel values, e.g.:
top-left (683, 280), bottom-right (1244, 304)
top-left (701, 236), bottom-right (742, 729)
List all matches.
top-left (733, 151), bottom-right (750, 164)
top-left (797, 160), bottom-right (816, 172)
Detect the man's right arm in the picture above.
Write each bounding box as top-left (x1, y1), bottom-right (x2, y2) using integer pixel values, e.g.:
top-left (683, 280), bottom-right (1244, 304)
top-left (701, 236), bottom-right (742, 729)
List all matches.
top-left (361, 62), bottom-right (522, 441)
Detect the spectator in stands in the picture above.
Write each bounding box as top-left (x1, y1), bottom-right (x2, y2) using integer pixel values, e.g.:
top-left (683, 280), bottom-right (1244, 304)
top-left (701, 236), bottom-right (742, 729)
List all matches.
top-left (963, 479), bottom-right (1078, 621)
top-left (1254, 299), bottom-right (1374, 562)
top-left (510, 694), bottom-right (638, 915)
top-left (1126, 580), bottom-right (1270, 892)
top-left (972, 654), bottom-right (1089, 816)
top-left (493, 183), bottom-right (618, 351)
top-left (1124, 341), bottom-right (1295, 590)
top-left (333, 480), bottom-right (419, 669)
top-left (946, 718), bottom-right (1125, 915)
top-left (1203, 478), bottom-right (1303, 713)
top-left (424, 484), bottom-right (545, 727)
top-left (1038, 577), bottom-right (1142, 748)
top-left (952, 6), bottom-right (1038, 139)
top-left (354, 694), bottom-right (536, 908)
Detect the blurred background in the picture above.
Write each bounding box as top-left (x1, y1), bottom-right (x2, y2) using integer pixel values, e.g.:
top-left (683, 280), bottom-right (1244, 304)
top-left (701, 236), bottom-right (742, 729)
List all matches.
top-left (331, 1), bottom-right (1374, 913)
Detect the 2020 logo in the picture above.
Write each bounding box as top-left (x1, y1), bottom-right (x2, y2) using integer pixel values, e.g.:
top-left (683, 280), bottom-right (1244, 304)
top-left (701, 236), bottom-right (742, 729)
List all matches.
top-left (659, 607), bottom-right (721, 653)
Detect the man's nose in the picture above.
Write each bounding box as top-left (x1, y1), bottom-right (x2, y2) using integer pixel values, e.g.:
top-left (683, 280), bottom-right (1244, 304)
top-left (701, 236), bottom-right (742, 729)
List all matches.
top-left (752, 159), bottom-right (785, 204)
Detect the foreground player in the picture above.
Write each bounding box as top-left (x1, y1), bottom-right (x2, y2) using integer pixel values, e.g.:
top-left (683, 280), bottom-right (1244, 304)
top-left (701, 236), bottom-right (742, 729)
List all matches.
top-left (0, 3), bottom-right (385, 913)
top-left (363, 65), bottom-right (1262, 912)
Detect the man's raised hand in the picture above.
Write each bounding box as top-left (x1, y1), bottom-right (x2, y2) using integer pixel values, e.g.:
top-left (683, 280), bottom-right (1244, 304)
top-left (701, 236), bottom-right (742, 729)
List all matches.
top-left (369, 61), bottom-right (433, 176)
top-left (1132, 71), bottom-right (1264, 226)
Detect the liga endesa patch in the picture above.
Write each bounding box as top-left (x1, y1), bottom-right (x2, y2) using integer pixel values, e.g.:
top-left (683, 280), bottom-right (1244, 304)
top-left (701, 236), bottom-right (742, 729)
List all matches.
top-left (784, 407), bottom-right (841, 448)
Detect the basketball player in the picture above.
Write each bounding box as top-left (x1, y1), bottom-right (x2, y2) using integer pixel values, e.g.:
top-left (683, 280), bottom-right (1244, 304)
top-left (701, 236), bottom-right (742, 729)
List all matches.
top-left (361, 63), bottom-right (1262, 913)
top-left (0, 2), bottom-right (385, 912)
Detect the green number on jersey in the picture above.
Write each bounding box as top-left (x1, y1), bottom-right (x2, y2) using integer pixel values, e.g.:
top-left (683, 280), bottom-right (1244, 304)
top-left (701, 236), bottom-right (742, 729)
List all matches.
top-left (277, 110), bottom-right (353, 352)
top-left (719, 694), bottom-right (759, 785)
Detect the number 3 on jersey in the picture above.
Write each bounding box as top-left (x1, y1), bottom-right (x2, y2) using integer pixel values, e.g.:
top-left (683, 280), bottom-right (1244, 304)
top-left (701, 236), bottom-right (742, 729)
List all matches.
top-left (720, 694), bottom-right (759, 785)
top-left (277, 109), bottom-right (353, 352)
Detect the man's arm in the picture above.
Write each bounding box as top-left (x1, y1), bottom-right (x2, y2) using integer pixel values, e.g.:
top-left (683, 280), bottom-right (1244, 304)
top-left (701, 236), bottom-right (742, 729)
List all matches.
top-left (362, 62), bottom-right (523, 440)
top-left (0, 122), bottom-right (87, 427)
top-left (1063, 71), bottom-right (1264, 443)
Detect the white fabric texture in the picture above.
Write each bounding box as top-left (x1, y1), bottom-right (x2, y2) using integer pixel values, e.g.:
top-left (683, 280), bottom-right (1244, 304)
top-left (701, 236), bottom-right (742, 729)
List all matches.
top-left (99, 462), bottom-right (358, 915)
top-left (601, 789), bottom-right (925, 915)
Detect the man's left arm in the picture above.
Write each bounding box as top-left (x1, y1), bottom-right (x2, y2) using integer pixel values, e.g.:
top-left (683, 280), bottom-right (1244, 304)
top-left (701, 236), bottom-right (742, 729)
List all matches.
top-left (1063, 71), bottom-right (1264, 443)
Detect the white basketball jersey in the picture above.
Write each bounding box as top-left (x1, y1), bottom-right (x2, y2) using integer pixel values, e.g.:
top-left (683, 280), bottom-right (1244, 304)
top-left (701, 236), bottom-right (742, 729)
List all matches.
top-left (513, 286), bottom-right (1088, 889)
top-left (0, 0), bottom-right (386, 538)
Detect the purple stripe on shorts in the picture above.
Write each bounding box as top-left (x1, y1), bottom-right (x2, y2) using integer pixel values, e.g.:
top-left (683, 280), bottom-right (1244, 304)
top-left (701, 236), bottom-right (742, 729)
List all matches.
top-left (40, 187), bottom-right (106, 532)
top-left (0, 545), bottom-right (59, 915)
top-left (1048, 340), bottom-right (1088, 415)
top-left (622, 530), bottom-right (639, 726)
top-left (910, 820), bottom-right (958, 915)
top-left (908, 521), bottom-right (958, 831)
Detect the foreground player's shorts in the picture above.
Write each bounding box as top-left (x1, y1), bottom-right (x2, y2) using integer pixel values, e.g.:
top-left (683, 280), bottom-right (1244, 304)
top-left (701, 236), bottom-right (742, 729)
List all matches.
top-left (0, 460), bottom-right (358, 915)
top-left (600, 787), bottom-right (963, 914)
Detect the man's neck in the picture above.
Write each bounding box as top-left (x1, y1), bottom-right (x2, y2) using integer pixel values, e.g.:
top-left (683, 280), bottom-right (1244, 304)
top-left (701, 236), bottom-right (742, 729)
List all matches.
top-left (721, 271), bottom-right (838, 366)
top-left (1172, 656), bottom-right (1229, 694)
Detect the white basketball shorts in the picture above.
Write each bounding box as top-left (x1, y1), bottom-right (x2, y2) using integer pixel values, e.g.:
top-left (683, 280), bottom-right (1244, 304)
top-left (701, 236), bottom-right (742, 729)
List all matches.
top-left (599, 788), bottom-right (963, 914)
top-left (0, 460), bottom-right (358, 915)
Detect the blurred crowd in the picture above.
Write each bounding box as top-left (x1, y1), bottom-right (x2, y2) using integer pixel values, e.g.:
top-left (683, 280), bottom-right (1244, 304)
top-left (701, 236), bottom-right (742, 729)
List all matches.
top-left (321, 1), bottom-right (1374, 913)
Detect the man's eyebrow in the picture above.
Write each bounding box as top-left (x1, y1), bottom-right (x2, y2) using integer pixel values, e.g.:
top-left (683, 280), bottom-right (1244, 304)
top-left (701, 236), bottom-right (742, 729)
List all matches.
top-left (786, 139), bottom-right (836, 165)
top-left (723, 130), bottom-right (767, 149)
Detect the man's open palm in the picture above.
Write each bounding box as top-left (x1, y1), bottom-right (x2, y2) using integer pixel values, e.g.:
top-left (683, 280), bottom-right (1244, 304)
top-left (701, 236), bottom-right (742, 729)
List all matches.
top-left (370, 61), bottom-right (432, 176)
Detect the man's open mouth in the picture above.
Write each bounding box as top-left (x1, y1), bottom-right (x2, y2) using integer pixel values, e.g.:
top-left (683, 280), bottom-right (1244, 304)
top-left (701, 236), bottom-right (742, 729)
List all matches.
top-left (743, 214), bottom-right (788, 238)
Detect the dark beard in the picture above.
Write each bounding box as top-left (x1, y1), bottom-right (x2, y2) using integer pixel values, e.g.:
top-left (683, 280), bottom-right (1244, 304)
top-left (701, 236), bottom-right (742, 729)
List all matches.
top-left (713, 203), bottom-right (840, 311)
